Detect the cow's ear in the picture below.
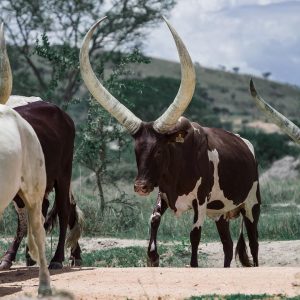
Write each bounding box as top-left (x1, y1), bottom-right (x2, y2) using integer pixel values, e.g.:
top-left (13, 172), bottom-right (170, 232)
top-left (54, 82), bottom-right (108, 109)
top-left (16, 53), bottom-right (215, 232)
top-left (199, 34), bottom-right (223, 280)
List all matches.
top-left (167, 130), bottom-right (188, 144)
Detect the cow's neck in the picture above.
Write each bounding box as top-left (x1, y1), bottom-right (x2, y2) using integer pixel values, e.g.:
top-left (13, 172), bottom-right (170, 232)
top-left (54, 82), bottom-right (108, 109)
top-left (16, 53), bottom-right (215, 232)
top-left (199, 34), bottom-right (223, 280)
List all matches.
top-left (159, 127), bottom-right (208, 211)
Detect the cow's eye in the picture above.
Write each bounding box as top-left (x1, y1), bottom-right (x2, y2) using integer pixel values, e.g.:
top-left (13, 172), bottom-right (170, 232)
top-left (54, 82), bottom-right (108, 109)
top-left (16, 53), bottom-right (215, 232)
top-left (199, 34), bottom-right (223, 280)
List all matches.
top-left (156, 149), bottom-right (162, 156)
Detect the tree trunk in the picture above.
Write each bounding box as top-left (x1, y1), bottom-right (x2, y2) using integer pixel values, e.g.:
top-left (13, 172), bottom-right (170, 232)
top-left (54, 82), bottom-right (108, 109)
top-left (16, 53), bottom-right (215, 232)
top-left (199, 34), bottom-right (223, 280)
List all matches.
top-left (95, 171), bottom-right (105, 216)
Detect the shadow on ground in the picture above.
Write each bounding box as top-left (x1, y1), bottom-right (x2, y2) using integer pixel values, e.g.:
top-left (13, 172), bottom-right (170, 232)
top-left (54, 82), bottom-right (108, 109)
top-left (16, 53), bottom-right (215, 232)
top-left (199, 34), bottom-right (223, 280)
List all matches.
top-left (0, 266), bottom-right (92, 297)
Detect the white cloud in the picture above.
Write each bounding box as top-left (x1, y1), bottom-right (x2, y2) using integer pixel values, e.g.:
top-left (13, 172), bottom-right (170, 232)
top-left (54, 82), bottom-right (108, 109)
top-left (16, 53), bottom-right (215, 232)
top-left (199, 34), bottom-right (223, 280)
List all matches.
top-left (144, 0), bottom-right (300, 86)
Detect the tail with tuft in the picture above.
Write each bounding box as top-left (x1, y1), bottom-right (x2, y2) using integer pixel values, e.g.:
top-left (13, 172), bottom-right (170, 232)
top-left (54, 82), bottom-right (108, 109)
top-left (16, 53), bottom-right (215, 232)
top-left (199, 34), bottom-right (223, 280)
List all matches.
top-left (235, 218), bottom-right (253, 267)
top-left (44, 203), bottom-right (58, 233)
top-left (66, 204), bottom-right (84, 251)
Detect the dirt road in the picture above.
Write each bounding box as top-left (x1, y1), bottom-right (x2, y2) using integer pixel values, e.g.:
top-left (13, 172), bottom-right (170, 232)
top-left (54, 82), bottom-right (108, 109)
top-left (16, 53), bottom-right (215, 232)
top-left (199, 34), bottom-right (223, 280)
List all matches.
top-left (1, 267), bottom-right (300, 299)
top-left (1, 239), bottom-right (300, 299)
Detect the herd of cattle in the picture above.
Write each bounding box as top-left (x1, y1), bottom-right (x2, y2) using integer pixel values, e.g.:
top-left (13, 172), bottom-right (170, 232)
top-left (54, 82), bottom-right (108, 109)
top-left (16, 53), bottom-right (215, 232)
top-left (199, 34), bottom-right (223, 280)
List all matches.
top-left (0, 17), bottom-right (299, 295)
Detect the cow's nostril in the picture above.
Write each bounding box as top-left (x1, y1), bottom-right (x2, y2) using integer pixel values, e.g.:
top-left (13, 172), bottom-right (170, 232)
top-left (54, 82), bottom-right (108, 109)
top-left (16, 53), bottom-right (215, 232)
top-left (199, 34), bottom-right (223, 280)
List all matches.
top-left (134, 181), bottom-right (150, 193)
top-left (141, 186), bottom-right (148, 192)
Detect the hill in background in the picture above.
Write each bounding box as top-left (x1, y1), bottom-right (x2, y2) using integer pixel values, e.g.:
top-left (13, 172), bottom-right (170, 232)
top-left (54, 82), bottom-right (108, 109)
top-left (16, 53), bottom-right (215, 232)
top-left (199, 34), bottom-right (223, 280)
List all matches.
top-left (125, 57), bottom-right (300, 131)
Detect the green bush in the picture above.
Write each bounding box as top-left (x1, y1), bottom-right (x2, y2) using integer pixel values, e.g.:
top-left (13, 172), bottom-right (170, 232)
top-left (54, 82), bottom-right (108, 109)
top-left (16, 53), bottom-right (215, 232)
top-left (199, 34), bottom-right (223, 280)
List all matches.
top-left (238, 128), bottom-right (300, 168)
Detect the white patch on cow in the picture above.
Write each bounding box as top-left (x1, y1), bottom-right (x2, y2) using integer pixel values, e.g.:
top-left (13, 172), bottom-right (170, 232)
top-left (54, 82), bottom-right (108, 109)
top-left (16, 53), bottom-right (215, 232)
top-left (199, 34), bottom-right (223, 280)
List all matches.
top-left (150, 211), bottom-right (161, 222)
top-left (13, 202), bottom-right (27, 239)
top-left (150, 241), bottom-right (156, 252)
top-left (235, 134), bottom-right (255, 158)
top-left (193, 197), bottom-right (207, 229)
top-left (174, 178), bottom-right (202, 217)
top-left (192, 124), bottom-right (200, 135)
top-left (6, 95), bottom-right (42, 109)
top-left (207, 149), bottom-right (258, 223)
top-left (243, 181), bottom-right (259, 222)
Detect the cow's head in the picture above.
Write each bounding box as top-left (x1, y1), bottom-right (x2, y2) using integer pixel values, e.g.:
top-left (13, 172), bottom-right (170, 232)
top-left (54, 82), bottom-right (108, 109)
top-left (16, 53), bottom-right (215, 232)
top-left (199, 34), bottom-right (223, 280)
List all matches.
top-left (80, 16), bottom-right (196, 196)
top-left (250, 79), bottom-right (300, 144)
top-left (0, 23), bottom-right (12, 104)
top-left (132, 118), bottom-right (191, 195)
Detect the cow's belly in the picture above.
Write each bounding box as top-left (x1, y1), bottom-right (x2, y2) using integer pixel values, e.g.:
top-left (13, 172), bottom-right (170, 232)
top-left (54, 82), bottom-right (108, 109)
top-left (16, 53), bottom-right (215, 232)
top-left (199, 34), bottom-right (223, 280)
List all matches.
top-left (206, 180), bottom-right (258, 221)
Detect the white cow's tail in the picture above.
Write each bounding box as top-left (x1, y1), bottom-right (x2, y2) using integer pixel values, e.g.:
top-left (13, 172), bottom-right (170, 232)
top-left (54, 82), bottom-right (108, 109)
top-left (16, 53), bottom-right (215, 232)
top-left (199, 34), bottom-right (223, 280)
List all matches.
top-left (66, 205), bottom-right (84, 251)
top-left (235, 218), bottom-right (253, 267)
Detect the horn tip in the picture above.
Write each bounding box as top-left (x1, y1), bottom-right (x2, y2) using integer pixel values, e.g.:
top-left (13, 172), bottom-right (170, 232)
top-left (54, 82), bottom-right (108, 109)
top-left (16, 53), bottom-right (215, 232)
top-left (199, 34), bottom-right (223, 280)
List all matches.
top-left (250, 78), bottom-right (257, 97)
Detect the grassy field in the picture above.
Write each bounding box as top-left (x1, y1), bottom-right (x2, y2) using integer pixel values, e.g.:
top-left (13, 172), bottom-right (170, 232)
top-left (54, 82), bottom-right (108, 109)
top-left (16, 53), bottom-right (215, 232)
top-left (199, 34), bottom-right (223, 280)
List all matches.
top-left (1, 176), bottom-right (299, 242)
top-left (0, 176), bottom-right (299, 269)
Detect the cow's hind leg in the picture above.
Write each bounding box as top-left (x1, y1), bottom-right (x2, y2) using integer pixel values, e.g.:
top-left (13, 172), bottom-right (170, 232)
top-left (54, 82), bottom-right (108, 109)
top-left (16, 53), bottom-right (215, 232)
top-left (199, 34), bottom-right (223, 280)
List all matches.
top-left (48, 180), bottom-right (70, 269)
top-left (67, 202), bottom-right (83, 266)
top-left (147, 193), bottom-right (168, 267)
top-left (26, 197), bottom-right (50, 266)
top-left (0, 196), bottom-right (27, 270)
top-left (243, 203), bottom-right (260, 266)
top-left (215, 215), bottom-right (233, 267)
top-left (19, 191), bottom-right (51, 296)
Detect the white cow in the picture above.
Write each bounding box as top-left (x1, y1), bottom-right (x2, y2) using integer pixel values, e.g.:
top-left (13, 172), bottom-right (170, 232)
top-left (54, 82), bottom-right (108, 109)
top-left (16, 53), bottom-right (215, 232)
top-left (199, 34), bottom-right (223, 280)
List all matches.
top-left (0, 23), bottom-right (51, 295)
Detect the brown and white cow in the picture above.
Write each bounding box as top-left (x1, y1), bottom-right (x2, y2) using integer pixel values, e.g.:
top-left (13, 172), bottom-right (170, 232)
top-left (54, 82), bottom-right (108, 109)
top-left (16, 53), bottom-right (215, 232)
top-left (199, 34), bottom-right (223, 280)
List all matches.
top-left (80, 17), bottom-right (261, 268)
top-left (0, 25), bottom-right (83, 270)
top-left (250, 79), bottom-right (300, 144)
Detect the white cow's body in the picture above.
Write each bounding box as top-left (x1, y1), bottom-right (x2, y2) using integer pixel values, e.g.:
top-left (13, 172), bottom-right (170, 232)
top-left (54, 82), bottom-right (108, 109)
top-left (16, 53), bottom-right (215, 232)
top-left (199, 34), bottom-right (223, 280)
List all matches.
top-left (0, 104), bottom-right (51, 294)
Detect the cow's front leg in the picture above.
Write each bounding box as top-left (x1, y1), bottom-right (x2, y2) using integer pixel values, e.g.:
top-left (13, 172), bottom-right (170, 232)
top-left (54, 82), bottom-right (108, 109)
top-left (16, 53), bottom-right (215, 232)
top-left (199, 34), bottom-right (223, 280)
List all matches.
top-left (190, 198), bottom-right (207, 268)
top-left (0, 197), bottom-right (27, 270)
top-left (147, 193), bottom-right (168, 267)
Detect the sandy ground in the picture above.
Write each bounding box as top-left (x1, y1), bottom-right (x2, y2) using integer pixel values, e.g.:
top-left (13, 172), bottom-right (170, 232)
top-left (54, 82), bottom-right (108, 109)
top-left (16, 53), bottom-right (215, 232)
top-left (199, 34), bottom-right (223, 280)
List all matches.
top-left (1, 239), bottom-right (300, 299)
top-left (80, 238), bottom-right (300, 268)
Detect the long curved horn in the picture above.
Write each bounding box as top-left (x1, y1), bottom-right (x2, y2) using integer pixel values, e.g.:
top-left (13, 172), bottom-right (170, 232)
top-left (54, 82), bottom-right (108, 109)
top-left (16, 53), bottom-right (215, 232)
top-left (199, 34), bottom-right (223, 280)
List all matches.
top-left (250, 79), bottom-right (300, 144)
top-left (153, 17), bottom-right (196, 133)
top-left (80, 17), bottom-right (142, 135)
top-left (0, 23), bottom-right (12, 104)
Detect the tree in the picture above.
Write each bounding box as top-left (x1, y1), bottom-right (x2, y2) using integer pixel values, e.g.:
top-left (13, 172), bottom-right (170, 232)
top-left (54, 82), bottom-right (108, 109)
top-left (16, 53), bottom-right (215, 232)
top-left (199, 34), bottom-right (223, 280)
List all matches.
top-left (262, 72), bottom-right (271, 79)
top-left (232, 67), bottom-right (239, 74)
top-left (0, 0), bottom-right (176, 103)
top-left (74, 49), bottom-right (150, 215)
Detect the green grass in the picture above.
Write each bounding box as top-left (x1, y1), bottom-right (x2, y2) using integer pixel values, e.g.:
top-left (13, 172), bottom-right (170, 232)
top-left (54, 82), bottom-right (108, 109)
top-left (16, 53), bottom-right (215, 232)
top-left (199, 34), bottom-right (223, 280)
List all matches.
top-left (1, 177), bottom-right (299, 243)
top-left (82, 243), bottom-right (208, 268)
top-left (71, 176), bottom-right (300, 242)
top-left (189, 295), bottom-right (300, 300)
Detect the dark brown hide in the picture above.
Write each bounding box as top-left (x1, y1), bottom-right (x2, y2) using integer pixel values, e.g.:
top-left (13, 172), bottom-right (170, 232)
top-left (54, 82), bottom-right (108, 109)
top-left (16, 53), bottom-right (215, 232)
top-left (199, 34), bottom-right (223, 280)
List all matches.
top-left (204, 128), bottom-right (258, 206)
top-left (0, 101), bottom-right (81, 269)
top-left (133, 118), bottom-right (212, 210)
top-left (136, 117), bottom-right (260, 268)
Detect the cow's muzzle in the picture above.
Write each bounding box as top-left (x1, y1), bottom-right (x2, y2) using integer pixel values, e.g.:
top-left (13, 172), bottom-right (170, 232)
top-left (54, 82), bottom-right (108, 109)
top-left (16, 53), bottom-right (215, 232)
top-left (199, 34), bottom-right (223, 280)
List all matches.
top-left (134, 180), bottom-right (154, 196)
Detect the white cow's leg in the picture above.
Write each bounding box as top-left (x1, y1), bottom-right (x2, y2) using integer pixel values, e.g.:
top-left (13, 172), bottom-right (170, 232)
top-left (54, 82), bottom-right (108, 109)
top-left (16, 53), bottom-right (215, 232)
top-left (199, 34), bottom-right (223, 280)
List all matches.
top-left (147, 192), bottom-right (168, 267)
top-left (190, 198), bottom-right (207, 267)
top-left (24, 198), bottom-right (51, 295)
top-left (19, 185), bottom-right (51, 295)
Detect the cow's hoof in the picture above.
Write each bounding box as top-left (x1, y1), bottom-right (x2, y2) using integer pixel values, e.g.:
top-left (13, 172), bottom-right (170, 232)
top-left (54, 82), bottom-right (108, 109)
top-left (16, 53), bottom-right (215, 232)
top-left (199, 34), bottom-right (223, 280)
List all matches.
top-left (0, 259), bottom-right (12, 270)
top-left (26, 257), bottom-right (36, 267)
top-left (38, 285), bottom-right (52, 296)
top-left (48, 261), bottom-right (63, 269)
top-left (71, 259), bottom-right (82, 267)
top-left (147, 257), bottom-right (159, 267)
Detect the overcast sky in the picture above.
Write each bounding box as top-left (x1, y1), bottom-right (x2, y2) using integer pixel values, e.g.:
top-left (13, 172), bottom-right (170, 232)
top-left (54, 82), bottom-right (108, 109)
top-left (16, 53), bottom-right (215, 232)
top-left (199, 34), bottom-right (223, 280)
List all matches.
top-left (143, 0), bottom-right (300, 87)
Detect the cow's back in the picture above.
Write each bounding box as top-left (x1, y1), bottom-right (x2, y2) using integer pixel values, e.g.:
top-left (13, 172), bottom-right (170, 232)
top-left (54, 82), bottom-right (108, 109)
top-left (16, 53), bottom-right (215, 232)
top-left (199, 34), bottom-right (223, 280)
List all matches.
top-left (13, 99), bottom-right (75, 191)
